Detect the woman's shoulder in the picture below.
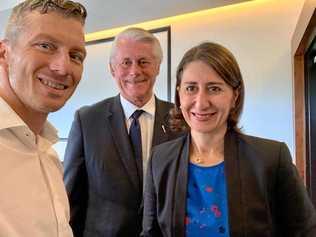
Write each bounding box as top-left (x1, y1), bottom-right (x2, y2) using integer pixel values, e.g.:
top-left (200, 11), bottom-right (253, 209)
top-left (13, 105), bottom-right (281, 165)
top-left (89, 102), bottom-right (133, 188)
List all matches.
top-left (237, 132), bottom-right (284, 147)
top-left (233, 131), bottom-right (291, 160)
top-left (151, 134), bottom-right (188, 165)
top-left (153, 134), bottom-right (187, 154)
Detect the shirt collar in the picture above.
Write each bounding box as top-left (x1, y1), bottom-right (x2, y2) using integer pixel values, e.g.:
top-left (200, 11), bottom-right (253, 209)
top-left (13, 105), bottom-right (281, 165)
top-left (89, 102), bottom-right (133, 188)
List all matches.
top-left (0, 97), bottom-right (58, 144)
top-left (120, 94), bottom-right (156, 119)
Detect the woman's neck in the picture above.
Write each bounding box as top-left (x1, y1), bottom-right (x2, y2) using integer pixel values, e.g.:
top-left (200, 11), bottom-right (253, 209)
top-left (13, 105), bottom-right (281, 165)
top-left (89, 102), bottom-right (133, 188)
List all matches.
top-left (190, 126), bottom-right (227, 166)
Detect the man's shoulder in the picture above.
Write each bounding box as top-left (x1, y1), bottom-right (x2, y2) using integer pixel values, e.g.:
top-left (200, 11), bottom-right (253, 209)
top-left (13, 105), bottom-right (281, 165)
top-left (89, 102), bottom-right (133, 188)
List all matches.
top-left (156, 97), bottom-right (174, 107)
top-left (155, 97), bottom-right (174, 115)
top-left (77, 96), bottom-right (118, 116)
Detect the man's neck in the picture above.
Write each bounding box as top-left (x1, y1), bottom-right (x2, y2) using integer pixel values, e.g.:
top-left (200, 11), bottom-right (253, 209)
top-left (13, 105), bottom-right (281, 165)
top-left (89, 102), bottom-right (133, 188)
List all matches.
top-left (126, 94), bottom-right (154, 108)
top-left (0, 93), bottom-right (47, 135)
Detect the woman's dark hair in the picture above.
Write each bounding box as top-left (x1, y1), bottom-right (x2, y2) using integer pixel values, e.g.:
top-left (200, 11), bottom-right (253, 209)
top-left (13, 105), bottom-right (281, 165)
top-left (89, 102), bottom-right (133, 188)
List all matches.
top-left (170, 42), bottom-right (244, 132)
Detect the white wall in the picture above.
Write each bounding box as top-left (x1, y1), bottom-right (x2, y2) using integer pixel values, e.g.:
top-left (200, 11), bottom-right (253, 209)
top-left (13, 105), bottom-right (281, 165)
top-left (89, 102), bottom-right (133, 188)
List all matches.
top-left (167, 0), bottom-right (304, 157)
top-left (0, 0), bottom-right (306, 159)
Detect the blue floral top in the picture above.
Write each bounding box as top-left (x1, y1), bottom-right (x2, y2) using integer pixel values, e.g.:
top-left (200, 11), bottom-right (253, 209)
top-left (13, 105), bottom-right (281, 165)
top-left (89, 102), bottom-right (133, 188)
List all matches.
top-left (185, 162), bottom-right (230, 237)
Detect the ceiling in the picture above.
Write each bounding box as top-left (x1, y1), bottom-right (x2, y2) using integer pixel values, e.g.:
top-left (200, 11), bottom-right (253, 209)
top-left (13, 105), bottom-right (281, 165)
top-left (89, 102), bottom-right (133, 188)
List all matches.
top-left (0, 0), bottom-right (252, 34)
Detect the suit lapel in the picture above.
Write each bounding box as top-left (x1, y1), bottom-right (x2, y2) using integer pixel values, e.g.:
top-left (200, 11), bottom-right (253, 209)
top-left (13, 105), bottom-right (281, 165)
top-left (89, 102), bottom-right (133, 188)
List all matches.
top-left (105, 95), bottom-right (141, 192)
top-left (173, 135), bottom-right (190, 237)
top-left (152, 98), bottom-right (170, 147)
top-left (224, 130), bottom-right (246, 237)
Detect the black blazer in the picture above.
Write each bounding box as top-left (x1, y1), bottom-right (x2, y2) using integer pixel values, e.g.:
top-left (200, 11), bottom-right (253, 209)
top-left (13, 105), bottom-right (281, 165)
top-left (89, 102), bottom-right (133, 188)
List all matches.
top-left (63, 95), bottom-right (182, 237)
top-left (143, 130), bottom-right (316, 237)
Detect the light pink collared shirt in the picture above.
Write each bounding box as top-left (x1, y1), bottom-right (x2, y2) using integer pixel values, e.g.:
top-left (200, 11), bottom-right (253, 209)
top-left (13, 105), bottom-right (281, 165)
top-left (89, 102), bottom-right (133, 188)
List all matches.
top-left (0, 97), bottom-right (73, 237)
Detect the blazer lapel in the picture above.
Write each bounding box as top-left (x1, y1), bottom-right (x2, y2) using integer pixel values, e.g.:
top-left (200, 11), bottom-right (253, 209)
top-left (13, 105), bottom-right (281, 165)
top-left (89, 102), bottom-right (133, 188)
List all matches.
top-left (173, 135), bottom-right (190, 237)
top-left (106, 95), bottom-right (141, 192)
top-left (224, 130), bottom-right (246, 237)
top-left (152, 98), bottom-right (170, 147)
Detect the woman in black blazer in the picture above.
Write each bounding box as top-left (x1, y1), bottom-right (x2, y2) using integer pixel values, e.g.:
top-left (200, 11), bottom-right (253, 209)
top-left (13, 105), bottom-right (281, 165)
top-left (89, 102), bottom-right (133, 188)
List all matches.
top-left (142, 42), bottom-right (316, 237)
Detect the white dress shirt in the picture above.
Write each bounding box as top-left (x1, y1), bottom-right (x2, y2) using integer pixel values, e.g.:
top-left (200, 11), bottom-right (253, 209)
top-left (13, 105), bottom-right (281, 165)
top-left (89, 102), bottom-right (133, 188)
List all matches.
top-left (120, 94), bottom-right (155, 173)
top-left (0, 97), bottom-right (73, 237)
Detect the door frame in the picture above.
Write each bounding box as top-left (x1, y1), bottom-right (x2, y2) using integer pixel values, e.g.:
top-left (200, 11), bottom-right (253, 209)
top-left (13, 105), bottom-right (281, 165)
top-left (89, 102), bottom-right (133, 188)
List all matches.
top-left (292, 0), bottom-right (316, 182)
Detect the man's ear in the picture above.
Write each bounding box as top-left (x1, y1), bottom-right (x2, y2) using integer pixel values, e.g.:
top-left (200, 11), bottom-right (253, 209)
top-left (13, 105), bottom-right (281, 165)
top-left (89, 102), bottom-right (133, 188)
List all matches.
top-left (0, 40), bottom-right (9, 65)
top-left (109, 62), bottom-right (115, 77)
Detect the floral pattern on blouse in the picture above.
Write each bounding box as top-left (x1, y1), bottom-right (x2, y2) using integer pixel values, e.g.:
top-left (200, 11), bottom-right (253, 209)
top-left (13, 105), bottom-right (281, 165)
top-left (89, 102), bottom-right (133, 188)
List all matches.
top-left (185, 162), bottom-right (230, 237)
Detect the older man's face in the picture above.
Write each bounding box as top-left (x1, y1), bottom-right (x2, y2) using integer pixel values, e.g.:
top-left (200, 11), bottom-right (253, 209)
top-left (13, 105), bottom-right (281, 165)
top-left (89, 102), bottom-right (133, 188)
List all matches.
top-left (1, 11), bottom-right (86, 115)
top-left (110, 38), bottom-right (160, 107)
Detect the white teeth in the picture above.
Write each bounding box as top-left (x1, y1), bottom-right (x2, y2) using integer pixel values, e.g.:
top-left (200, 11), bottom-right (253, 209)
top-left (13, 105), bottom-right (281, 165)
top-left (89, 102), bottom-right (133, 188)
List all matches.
top-left (40, 78), bottom-right (66, 90)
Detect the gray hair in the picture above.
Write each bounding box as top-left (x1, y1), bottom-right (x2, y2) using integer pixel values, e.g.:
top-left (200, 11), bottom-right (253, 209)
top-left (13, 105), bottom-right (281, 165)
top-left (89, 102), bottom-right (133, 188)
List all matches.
top-left (109, 27), bottom-right (163, 65)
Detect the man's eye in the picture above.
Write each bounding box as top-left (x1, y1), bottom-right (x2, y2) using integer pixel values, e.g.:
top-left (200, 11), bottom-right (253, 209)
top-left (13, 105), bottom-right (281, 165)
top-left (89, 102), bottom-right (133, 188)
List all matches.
top-left (121, 60), bottom-right (131, 66)
top-left (36, 42), bottom-right (54, 51)
top-left (70, 53), bottom-right (84, 64)
top-left (139, 60), bottom-right (150, 66)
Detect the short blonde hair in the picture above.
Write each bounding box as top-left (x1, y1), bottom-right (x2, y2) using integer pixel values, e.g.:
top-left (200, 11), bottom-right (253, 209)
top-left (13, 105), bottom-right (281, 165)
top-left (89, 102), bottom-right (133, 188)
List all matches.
top-left (5, 0), bottom-right (87, 42)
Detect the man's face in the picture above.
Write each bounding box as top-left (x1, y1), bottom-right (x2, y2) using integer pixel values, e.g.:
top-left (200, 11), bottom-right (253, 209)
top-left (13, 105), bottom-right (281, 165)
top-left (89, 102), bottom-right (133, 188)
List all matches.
top-left (110, 38), bottom-right (160, 107)
top-left (1, 11), bottom-right (86, 115)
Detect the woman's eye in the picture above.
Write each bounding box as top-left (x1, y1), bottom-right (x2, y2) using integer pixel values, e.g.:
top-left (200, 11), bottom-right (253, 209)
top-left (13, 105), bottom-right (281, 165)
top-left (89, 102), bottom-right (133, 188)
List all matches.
top-left (208, 86), bottom-right (221, 93)
top-left (185, 86), bottom-right (197, 93)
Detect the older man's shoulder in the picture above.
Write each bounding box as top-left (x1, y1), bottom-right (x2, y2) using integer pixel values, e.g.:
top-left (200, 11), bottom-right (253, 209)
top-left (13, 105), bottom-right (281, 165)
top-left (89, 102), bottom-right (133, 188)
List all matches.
top-left (76, 96), bottom-right (118, 116)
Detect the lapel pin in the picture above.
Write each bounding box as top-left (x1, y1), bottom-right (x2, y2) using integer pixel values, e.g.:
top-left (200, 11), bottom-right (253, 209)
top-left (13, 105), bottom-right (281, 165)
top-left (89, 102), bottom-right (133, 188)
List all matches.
top-left (161, 125), bottom-right (166, 134)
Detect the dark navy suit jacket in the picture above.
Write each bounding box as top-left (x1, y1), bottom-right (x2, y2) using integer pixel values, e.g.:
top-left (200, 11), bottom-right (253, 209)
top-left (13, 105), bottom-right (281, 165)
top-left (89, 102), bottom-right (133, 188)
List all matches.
top-left (63, 95), bottom-right (182, 237)
top-left (143, 130), bottom-right (316, 237)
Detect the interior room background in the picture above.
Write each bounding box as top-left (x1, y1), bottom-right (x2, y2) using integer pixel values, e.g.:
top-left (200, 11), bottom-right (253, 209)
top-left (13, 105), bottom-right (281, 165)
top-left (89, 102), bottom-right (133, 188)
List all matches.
top-left (0, 0), bottom-right (305, 160)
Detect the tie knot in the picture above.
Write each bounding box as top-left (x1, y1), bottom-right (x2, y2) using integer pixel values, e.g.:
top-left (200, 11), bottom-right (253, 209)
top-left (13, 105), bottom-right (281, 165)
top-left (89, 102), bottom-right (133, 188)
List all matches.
top-left (131, 110), bottom-right (143, 120)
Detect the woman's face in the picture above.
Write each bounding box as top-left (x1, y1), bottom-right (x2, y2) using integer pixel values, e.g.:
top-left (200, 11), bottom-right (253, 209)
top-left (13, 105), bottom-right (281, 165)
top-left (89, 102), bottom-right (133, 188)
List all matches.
top-left (178, 60), bottom-right (238, 136)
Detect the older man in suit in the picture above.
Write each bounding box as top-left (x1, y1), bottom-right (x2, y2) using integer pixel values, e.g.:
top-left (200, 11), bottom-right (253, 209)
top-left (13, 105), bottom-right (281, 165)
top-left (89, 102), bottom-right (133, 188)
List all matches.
top-left (63, 27), bottom-right (182, 237)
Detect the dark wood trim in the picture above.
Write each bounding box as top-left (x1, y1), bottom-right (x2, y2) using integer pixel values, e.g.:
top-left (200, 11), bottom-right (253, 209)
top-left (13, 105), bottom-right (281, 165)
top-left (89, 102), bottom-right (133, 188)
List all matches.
top-left (294, 8), bottom-right (316, 182)
top-left (294, 54), bottom-right (306, 179)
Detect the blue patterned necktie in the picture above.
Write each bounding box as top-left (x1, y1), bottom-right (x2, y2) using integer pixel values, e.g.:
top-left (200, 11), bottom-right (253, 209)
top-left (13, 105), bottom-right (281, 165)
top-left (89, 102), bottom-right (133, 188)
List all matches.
top-left (129, 110), bottom-right (144, 187)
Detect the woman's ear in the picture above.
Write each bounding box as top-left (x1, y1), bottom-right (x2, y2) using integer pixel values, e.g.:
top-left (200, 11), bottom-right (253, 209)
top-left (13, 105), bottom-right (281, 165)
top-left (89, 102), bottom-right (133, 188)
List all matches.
top-left (232, 87), bottom-right (240, 108)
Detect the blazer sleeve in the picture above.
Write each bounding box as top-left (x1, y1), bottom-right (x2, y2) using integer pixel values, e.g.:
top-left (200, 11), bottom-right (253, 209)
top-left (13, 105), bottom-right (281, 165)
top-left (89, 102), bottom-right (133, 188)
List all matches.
top-left (276, 143), bottom-right (316, 236)
top-left (142, 153), bottom-right (163, 237)
top-left (63, 110), bottom-right (88, 237)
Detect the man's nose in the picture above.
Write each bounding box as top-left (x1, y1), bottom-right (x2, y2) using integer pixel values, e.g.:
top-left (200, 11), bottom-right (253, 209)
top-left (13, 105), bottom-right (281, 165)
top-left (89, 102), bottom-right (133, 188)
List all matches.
top-left (49, 51), bottom-right (71, 76)
top-left (129, 62), bottom-right (142, 76)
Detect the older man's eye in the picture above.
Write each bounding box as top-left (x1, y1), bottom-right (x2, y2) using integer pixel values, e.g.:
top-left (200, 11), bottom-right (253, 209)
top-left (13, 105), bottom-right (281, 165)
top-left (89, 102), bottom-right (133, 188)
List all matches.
top-left (139, 59), bottom-right (151, 67)
top-left (121, 60), bottom-right (132, 67)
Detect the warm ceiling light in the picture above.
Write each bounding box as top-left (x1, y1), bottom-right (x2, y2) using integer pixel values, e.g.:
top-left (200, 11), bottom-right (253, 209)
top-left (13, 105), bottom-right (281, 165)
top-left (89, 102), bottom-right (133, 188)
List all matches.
top-left (85, 0), bottom-right (263, 42)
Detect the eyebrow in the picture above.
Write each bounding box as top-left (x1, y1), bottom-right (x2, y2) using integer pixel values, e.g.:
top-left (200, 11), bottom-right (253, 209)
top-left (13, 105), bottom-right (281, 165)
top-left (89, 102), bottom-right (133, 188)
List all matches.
top-left (31, 33), bottom-right (86, 56)
top-left (182, 81), bottom-right (225, 85)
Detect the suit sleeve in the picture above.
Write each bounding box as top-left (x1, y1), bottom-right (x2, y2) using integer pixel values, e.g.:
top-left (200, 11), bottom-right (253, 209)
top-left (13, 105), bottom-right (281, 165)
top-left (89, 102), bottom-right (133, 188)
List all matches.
top-left (63, 110), bottom-right (88, 237)
top-left (276, 143), bottom-right (316, 236)
top-left (142, 153), bottom-right (163, 237)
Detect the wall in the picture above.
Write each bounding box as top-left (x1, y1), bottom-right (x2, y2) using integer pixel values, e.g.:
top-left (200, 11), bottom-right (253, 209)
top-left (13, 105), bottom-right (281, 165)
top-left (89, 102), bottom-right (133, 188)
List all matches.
top-left (0, 0), bottom-right (305, 159)
top-left (167, 0), bottom-right (304, 157)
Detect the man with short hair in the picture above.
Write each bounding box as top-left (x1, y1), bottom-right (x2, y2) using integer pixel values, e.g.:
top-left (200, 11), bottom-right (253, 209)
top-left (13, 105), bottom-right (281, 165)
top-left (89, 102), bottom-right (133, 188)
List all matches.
top-left (64, 27), bottom-right (182, 236)
top-left (0, 1), bottom-right (87, 236)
